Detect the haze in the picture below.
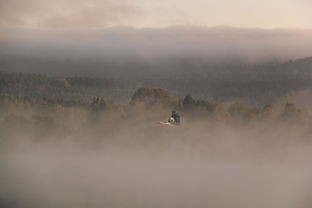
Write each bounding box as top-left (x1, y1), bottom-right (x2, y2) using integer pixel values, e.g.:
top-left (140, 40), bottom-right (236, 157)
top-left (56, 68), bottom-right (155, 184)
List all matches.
top-left (0, 0), bottom-right (312, 29)
top-left (1, 0), bottom-right (312, 208)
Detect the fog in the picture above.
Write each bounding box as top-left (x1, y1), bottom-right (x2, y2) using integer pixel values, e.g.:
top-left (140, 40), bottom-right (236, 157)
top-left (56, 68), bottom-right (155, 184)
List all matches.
top-left (1, 27), bottom-right (312, 76)
top-left (1, 106), bottom-right (312, 208)
top-left (2, 0), bottom-right (312, 207)
top-left (3, 27), bottom-right (312, 61)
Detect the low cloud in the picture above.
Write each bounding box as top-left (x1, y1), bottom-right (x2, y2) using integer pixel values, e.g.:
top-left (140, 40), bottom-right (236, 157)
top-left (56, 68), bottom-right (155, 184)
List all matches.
top-left (2, 27), bottom-right (312, 62)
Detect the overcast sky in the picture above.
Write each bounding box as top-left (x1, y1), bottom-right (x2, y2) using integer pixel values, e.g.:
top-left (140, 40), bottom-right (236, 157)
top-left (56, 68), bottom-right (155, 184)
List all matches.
top-left (0, 0), bottom-right (312, 30)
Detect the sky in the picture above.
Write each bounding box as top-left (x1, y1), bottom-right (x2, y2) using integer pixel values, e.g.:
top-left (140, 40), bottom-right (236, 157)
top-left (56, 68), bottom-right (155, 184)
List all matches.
top-left (1, 0), bottom-right (312, 73)
top-left (0, 0), bottom-right (312, 30)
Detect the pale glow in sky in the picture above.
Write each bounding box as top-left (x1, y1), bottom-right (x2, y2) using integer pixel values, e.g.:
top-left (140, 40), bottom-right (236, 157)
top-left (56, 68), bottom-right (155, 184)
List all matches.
top-left (134, 0), bottom-right (312, 28)
top-left (0, 0), bottom-right (311, 29)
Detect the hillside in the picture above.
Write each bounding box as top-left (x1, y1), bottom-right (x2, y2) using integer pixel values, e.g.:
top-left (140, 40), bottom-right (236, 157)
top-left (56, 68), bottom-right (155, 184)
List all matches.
top-left (1, 56), bottom-right (312, 105)
top-left (0, 71), bottom-right (140, 105)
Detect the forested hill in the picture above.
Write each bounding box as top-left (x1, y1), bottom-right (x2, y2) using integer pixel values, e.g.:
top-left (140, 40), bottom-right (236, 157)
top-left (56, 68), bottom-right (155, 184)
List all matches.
top-left (0, 56), bottom-right (312, 105)
top-left (0, 72), bottom-right (140, 105)
top-left (142, 56), bottom-right (312, 104)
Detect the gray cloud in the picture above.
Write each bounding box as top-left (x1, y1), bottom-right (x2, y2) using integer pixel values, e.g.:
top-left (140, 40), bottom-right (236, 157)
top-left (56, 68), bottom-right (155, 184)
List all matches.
top-left (2, 27), bottom-right (312, 61)
top-left (1, 27), bottom-right (312, 78)
top-left (0, 0), bottom-right (141, 29)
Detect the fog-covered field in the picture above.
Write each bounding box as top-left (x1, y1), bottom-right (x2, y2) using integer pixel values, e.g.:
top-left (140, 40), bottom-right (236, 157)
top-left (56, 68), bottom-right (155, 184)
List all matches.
top-left (1, 107), bottom-right (312, 208)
